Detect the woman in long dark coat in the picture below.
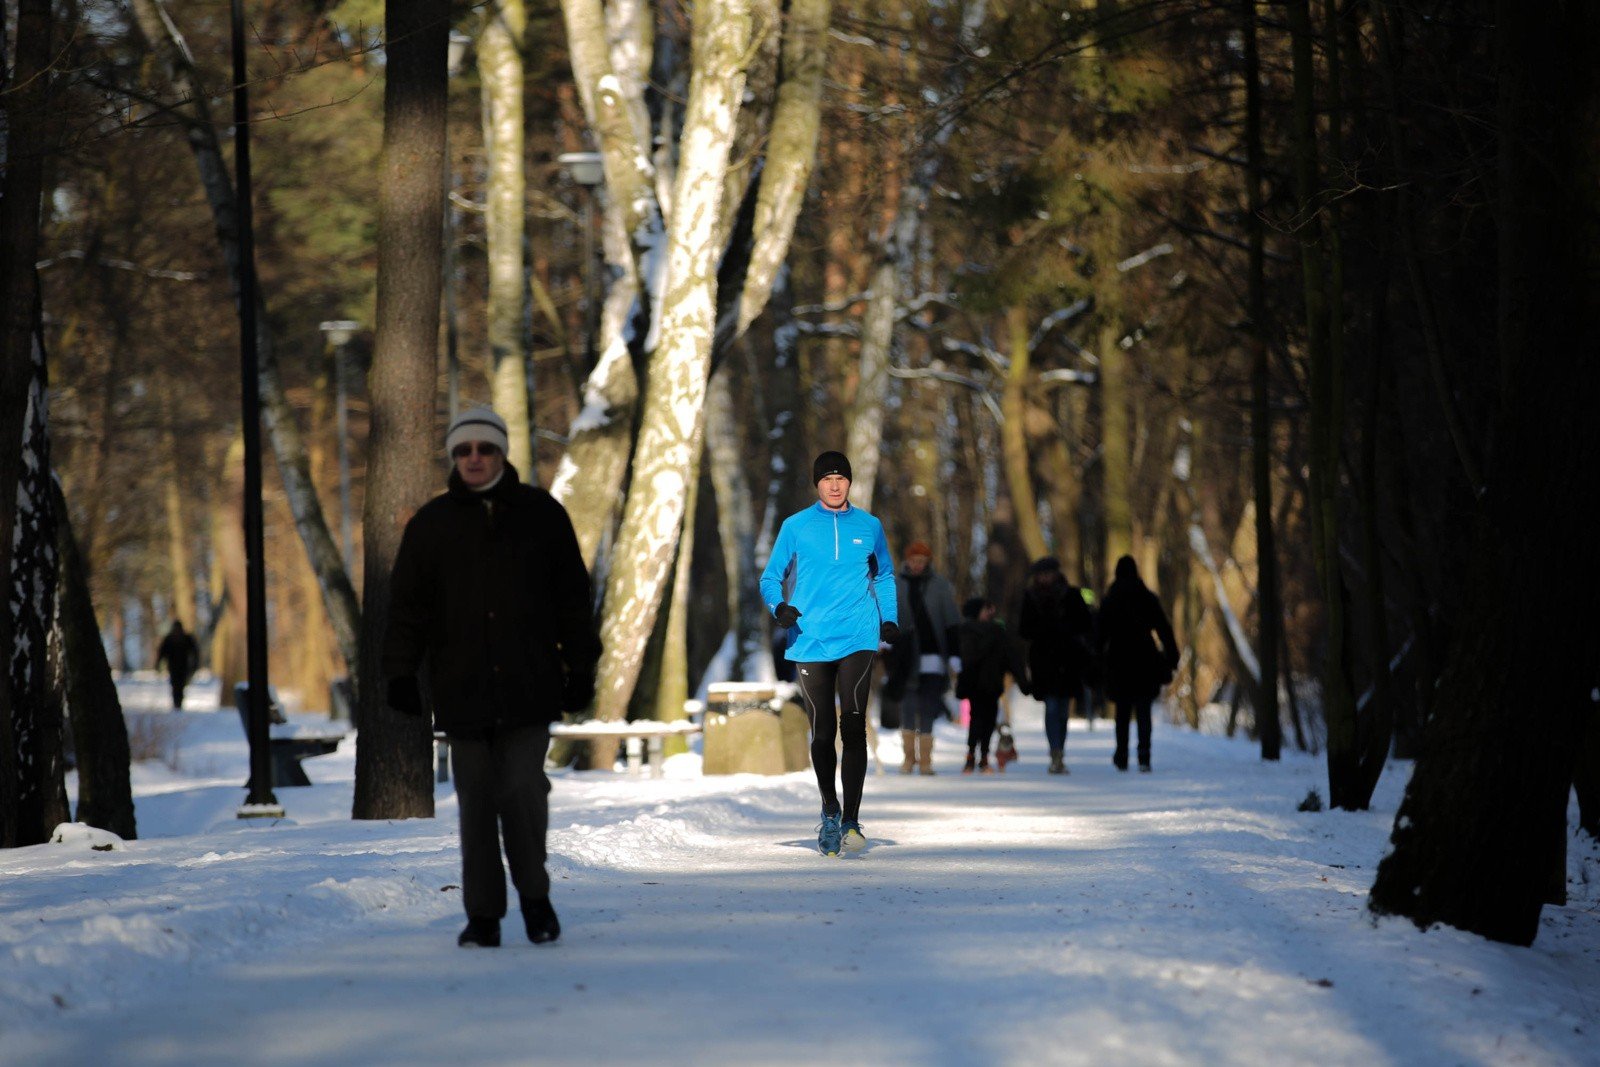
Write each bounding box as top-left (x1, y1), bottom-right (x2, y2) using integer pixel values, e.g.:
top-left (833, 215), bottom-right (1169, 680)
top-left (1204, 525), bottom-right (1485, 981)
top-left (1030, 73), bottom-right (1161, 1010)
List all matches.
top-left (1017, 557), bottom-right (1094, 774)
top-left (1097, 555), bottom-right (1180, 771)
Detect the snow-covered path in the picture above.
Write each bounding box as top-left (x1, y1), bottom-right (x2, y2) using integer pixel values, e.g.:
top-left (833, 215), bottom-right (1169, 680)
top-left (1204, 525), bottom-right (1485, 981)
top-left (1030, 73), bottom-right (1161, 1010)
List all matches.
top-left (3, 682), bottom-right (1597, 1066)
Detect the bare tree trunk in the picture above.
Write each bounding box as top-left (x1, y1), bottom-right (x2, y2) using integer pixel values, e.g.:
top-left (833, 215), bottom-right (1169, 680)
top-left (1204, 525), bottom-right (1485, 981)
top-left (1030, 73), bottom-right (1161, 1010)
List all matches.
top-left (0, 0), bottom-right (54, 849)
top-left (481, 0), bottom-right (534, 476)
top-left (1241, 0), bottom-right (1281, 760)
top-left (159, 388), bottom-right (197, 626)
top-left (1369, 0), bottom-right (1599, 945)
top-left (351, 0), bottom-right (448, 821)
top-left (53, 480), bottom-right (135, 840)
top-left (707, 368), bottom-right (767, 681)
top-left (126, 0), bottom-right (362, 687)
top-left (210, 435), bottom-right (249, 699)
top-left (591, 0), bottom-right (752, 722)
top-left (1099, 322), bottom-right (1133, 576)
top-left (1002, 306), bottom-right (1048, 562)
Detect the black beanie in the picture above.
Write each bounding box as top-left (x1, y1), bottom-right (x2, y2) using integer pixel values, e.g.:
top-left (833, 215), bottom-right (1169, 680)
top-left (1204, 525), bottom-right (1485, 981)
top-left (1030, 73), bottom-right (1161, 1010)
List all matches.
top-left (1028, 556), bottom-right (1062, 577)
top-left (813, 451), bottom-right (852, 484)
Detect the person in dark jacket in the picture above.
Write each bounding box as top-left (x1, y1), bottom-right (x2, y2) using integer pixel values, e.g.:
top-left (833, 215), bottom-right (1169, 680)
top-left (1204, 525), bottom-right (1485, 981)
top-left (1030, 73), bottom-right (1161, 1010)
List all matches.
top-left (1097, 555), bottom-right (1180, 772)
top-left (1017, 557), bottom-right (1095, 774)
top-left (885, 540), bottom-right (961, 774)
top-left (383, 405), bottom-right (601, 948)
top-left (155, 620), bottom-right (200, 710)
top-left (955, 597), bottom-right (1029, 773)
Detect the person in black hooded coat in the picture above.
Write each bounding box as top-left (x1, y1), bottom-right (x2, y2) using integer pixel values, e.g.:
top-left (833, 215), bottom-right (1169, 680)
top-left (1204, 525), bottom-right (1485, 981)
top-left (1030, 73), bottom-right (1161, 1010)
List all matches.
top-left (1097, 555), bottom-right (1180, 771)
top-left (383, 405), bottom-right (600, 948)
top-left (1017, 557), bottom-right (1094, 774)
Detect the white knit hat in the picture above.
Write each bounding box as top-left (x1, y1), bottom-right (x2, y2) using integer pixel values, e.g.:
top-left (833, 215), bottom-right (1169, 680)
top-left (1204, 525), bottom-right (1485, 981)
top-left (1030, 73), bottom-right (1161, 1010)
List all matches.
top-left (445, 405), bottom-right (510, 456)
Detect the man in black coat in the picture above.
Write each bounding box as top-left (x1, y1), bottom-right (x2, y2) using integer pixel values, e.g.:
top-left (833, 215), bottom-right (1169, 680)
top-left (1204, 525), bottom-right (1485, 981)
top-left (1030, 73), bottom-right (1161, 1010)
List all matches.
top-left (155, 621), bottom-right (200, 710)
top-left (1017, 557), bottom-right (1095, 774)
top-left (383, 405), bottom-right (601, 948)
top-left (1097, 555), bottom-right (1180, 772)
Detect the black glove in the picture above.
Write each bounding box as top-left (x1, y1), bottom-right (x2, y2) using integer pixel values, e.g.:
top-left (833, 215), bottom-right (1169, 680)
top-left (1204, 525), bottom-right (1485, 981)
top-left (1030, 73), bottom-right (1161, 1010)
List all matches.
top-left (564, 670), bottom-right (596, 714)
top-left (386, 675), bottom-right (423, 718)
top-left (880, 620), bottom-right (899, 643)
top-left (774, 603), bottom-right (801, 629)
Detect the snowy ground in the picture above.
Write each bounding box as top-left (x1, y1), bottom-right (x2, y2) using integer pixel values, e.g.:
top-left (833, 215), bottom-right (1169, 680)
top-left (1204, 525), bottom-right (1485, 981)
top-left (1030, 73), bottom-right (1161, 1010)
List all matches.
top-left (2, 675), bottom-right (1597, 1066)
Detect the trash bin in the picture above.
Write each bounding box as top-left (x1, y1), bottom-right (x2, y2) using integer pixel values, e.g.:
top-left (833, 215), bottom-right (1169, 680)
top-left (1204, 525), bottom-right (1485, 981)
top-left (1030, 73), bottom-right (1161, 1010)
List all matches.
top-left (701, 683), bottom-right (810, 775)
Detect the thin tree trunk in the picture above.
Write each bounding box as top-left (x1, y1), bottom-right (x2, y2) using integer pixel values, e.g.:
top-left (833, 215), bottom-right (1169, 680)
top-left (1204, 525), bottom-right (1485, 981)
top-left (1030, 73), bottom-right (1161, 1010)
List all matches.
top-left (160, 388), bottom-right (197, 627)
top-left (481, 0), bottom-right (534, 476)
top-left (1099, 322), bottom-right (1133, 576)
top-left (351, 0), bottom-right (448, 821)
top-left (1242, 0), bottom-right (1281, 760)
top-left (591, 0), bottom-right (752, 722)
top-left (54, 480), bottom-right (135, 840)
top-left (126, 0), bottom-right (362, 687)
top-left (707, 368), bottom-right (767, 681)
top-left (1002, 307), bottom-right (1048, 561)
top-left (210, 434), bottom-right (249, 699)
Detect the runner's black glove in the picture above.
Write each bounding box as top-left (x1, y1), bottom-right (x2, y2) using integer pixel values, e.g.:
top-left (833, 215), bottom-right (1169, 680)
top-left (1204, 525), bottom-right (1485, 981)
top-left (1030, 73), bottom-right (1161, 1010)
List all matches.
top-left (774, 603), bottom-right (801, 628)
top-left (880, 621), bottom-right (900, 643)
top-left (564, 669), bottom-right (596, 713)
top-left (386, 675), bottom-right (423, 718)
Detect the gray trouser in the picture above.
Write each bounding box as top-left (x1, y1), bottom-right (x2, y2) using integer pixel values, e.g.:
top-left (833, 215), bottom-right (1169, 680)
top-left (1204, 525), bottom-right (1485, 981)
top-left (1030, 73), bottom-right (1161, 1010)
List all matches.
top-left (450, 724), bottom-right (551, 920)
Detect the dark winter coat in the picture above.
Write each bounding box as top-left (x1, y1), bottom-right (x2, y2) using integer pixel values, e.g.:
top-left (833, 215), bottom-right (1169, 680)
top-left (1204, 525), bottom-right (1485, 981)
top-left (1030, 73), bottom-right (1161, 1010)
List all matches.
top-left (383, 464), bottom-right (601, 738)
top-left (1016, 576), bottom-right (1095, 697)
top-left (1096, 575), bottom-right (1180, 705)
top-left (955, 619), bottom-right (1028, 700)
top-left (884, 568), bottom-right (961, 700)
top-left (156, 630), bottom-right (199, 682)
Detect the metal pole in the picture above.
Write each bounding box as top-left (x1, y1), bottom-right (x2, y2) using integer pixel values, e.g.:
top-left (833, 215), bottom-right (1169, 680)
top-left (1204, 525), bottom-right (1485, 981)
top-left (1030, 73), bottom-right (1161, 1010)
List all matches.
top-left (335, 339), bottom-right (354, 572)
top-left (232, 0), bottom-right (279, 814)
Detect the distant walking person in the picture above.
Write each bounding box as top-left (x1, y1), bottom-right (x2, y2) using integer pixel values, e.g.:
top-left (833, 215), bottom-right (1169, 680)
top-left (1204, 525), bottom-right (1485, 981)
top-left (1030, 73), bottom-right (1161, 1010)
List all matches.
top-left (384, 406), bottom-right (601, 947)
top-left (761, 451), bottom-right (898, 857)
top-left (1098, 556), bottom-right (1180, 772)
top-left (955, 597), bottom-right (1029, 773)
top-left (1017, 557), bottom-right (1095, 774)
top-left (155, 621), bottom-right (200, 710)
top-left (886, 540), bottom-right (961, 775)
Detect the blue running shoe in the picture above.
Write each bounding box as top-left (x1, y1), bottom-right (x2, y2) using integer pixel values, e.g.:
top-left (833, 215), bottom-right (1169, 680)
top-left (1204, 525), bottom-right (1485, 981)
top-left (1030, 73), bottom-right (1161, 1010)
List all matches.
top-left (817, 810), bottom-right (843, 856)
top-left (841, 820), bottom-right (867, 852)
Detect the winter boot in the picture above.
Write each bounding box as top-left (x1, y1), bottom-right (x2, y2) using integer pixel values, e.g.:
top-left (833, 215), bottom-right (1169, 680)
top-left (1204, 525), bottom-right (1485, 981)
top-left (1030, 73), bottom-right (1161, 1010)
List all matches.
top-left (458, 917), bottom-right (501, 948)
top-left (979, 757), bottom-right (993, 774)
top-left (1049, 749), bottom-right (1066, 775)
top-left (918, 733), bottom-right (936, 775)
top-left (899, 730), bottom-right (918, 774)
top-left (521, 895), bottom-right (561, 944)
top-left (962, 751), bottom-right (976, 774)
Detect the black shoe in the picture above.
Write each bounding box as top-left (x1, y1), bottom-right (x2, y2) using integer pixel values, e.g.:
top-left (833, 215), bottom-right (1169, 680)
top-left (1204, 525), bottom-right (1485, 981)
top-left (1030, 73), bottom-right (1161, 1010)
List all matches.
top-left (1113, 754), bottom-right (1129, 771)
top-left (458, 917), bottom-right (501, 947)
top-left (522, 896), bottom-right (561, 944)
top-left (1138, 763), bottom-right (1152, 773)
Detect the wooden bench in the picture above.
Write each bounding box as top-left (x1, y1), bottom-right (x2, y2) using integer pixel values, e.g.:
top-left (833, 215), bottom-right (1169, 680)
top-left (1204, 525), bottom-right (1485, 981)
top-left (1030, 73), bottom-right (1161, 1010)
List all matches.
top-left (232, 684), bottom-right (348, 788)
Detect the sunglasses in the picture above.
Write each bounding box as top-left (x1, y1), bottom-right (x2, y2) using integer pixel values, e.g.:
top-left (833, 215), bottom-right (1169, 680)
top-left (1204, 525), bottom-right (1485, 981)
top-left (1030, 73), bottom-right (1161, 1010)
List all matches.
top-left (451, 442), bottom-right (502, 459)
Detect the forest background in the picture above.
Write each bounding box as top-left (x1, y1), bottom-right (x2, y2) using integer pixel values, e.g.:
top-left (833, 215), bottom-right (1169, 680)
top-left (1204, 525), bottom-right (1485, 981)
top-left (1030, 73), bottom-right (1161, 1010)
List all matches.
top-left (1, 0), bottom-right (1596, 948)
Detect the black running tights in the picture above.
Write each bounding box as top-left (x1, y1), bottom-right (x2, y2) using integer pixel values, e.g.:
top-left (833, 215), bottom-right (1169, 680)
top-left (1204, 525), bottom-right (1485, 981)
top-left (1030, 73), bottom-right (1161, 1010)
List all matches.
top-left (794, 649), bottom-right (875, 822)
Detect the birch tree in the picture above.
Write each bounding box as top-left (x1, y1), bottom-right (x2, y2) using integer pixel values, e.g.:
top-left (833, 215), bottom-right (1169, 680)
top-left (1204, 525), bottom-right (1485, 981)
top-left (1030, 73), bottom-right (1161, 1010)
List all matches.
top-left (479, 0), bottom-right (535, 477)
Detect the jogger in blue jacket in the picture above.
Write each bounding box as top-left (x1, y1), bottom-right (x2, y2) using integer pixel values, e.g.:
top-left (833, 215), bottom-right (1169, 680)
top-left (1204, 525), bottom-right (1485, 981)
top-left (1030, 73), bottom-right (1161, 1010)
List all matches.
top-left (760, 451), bottom-right (898, 856)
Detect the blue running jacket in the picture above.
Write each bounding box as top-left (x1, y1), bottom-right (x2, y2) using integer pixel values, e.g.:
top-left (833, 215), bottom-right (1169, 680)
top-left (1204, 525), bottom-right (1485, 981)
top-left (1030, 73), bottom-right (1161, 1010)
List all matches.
top-left (760, 502), bottom-right (898, 663)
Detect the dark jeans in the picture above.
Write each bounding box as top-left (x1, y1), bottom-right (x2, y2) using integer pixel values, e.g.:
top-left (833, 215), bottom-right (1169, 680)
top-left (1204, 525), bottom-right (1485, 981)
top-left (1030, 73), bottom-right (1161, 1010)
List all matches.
top-left (1113, 700), bottom-right (1153, 768)
top-left (966, 694), bottom-right (1000, 758)
top-left (1042, 693), bottom-right (1077, 752)
top-left (795, 649), bottom-right (875, 822)
top-left (904, 674), bottom-right (948, 733)
top-left (451, 724), bottom-right (551, 920)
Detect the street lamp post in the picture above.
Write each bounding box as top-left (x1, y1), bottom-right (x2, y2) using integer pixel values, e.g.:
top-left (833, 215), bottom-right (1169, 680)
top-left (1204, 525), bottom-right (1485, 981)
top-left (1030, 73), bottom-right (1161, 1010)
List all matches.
top-left (232, 0), bottom-right (281, 818)
top-left (319, 320), bottom-right (360, 575)
top-left (557, 152), bottom-right (604, 373)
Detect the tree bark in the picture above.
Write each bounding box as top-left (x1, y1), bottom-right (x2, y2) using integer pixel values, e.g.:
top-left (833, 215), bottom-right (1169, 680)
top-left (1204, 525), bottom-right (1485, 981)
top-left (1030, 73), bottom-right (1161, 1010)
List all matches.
top-left (1002, 307), bottom-right (1048, 562)
top-left (481, 0), bottom-right (534, 476)
top-left (1368, 0), bottom-right (1600, 945)
top-left (1241, 0), bottom-right (1281, 760)
top-left (53, 480), bottom-right (136, 840)
top-left (0, 0), bottom-right (54, 850)
top-left (591, 0), bottom-right (752, 723)
top-left (707, 368), bottom-right (768, 681)
top-left (351, 0), bottom-right (448, 821)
